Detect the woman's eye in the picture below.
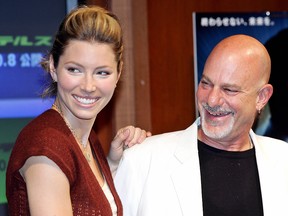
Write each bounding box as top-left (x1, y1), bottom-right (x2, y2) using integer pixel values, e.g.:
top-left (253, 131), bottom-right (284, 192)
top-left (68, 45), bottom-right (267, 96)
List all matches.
top-left (97, 71), bottom-right (110, 76)
top-left (67, 67), bottom-right (81, 73)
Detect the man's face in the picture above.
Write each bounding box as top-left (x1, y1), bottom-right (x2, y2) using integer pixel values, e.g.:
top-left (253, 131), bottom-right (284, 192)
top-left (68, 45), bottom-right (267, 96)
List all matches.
top-left (197, 51), bottom-right (260, 144)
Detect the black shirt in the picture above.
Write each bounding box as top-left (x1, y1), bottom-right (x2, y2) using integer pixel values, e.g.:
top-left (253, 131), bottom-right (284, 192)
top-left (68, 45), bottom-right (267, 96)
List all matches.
top-left (198, 140), bottom-right (264, 216)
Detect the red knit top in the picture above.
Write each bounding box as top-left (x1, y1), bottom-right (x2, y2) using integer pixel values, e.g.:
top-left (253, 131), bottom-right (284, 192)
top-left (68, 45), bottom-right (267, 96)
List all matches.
top-left (6, 109), bottom-right (123, 216)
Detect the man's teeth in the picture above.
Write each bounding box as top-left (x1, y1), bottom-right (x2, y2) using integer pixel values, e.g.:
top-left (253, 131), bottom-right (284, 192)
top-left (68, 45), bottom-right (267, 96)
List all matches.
top-left (208, 111), bottom-right (229, 116)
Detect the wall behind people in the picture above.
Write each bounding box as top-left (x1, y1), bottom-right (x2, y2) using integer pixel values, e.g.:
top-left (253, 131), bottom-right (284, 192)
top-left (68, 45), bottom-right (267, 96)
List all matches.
top-left (87, 0), bottom-right (288, 147)
top-left (145, 0), bottom-right (288, 135)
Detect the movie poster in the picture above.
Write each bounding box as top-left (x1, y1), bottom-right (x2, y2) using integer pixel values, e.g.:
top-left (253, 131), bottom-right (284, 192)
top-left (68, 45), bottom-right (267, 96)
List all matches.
top-left (193, 12), bottom-right (288, 142)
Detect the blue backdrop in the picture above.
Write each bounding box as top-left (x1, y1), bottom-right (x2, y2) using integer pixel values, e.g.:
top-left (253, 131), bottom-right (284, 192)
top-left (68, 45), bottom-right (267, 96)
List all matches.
top-left (0, 0), bottom-right (70, 213)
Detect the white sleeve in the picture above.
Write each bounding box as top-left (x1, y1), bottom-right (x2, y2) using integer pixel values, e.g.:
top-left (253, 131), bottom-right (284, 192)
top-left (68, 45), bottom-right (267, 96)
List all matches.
top-left (114, 147), bottom-right (151, 216)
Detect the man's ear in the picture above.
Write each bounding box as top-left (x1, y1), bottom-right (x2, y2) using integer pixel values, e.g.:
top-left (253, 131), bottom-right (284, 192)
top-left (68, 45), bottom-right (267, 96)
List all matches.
top-left (49, 56), bottom-right (57, 82)
top-left (256, 84), bottom-right (273, 111)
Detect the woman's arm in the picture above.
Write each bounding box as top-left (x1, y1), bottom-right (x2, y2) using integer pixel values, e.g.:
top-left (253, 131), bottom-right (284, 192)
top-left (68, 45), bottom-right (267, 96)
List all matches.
top-left (20, 156), bottom-right (73, 216)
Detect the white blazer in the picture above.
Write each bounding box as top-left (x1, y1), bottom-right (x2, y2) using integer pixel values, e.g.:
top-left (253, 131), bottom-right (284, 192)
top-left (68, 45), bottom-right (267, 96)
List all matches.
top-left (114, 118), bottom-right (288, 216)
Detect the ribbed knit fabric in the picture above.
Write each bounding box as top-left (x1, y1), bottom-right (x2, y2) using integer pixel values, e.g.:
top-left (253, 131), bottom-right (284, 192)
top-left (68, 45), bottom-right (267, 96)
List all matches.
top-left (6, 109), bottom-right (123, 216)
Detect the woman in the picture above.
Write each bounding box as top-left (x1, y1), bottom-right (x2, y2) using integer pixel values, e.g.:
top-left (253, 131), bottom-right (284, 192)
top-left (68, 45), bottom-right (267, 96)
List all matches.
top-left (6, 5), bottom-right (150, 216)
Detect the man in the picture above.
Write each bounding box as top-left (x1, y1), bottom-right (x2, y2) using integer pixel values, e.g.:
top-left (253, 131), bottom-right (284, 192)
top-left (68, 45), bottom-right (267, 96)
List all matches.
top-left (114, 35), bottom-right (288, 216)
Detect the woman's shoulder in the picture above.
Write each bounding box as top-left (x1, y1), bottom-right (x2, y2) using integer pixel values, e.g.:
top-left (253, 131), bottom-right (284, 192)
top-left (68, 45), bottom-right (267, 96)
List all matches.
top-left (8, 109), bottom-right (78, 183)
top-left (17, 109), bottom-right (68, 142)
top-left (21, 109), bottom-right (62, 131)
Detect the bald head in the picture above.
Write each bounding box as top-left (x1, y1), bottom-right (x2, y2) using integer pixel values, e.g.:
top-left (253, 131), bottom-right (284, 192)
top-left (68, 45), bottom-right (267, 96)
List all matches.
top-left (205, 34), bottom-right (271, 85)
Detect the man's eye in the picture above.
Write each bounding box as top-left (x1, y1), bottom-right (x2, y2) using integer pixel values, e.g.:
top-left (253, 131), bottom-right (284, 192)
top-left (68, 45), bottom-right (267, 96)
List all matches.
top-left (200, 80), bottom-right (210, 86)
top-left (224, 88), bottom-right (238, 93)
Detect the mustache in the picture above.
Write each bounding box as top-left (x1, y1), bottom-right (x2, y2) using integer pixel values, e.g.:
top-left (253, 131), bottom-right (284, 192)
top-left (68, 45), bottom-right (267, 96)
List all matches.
top-left (202, 103), bottom-right (234, 115)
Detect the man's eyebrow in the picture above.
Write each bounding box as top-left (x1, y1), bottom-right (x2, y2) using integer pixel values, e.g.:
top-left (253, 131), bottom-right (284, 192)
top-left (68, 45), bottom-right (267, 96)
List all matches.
top-left (201, 74), bottom-right (241, 89)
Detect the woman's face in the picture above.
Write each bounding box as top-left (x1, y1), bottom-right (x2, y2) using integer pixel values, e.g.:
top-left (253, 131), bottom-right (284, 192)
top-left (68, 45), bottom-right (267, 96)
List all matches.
top-left (50, 40), bottom-right (120, 123)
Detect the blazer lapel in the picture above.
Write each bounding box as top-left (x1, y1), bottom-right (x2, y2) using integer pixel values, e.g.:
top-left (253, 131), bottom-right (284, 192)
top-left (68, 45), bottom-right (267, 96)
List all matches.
top-left (170, 121), bottom-right (203, 215)
top-left (251, 132), bottom-right (288, 215)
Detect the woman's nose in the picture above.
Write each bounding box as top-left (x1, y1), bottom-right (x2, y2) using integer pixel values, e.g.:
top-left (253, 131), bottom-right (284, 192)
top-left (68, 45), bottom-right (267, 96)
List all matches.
top-left (81, 74), bottom-right (96, 92)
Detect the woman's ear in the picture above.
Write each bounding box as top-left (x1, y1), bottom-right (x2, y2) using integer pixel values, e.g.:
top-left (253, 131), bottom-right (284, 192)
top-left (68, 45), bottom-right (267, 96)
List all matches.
top-left (256, 84), bottom-right (273, 111)
top-left (49, 56), bottom-right (57, 82)
top-left (116, 61), bottom-right (123, 84)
